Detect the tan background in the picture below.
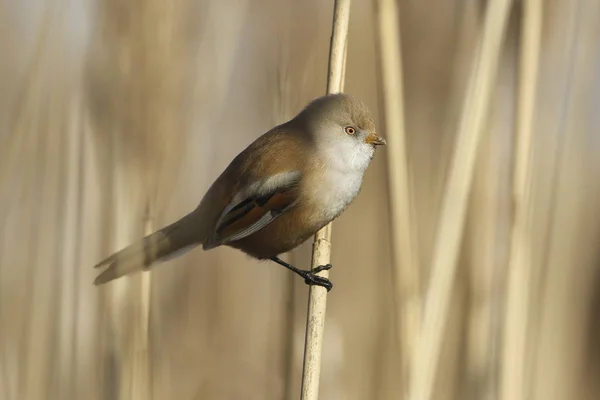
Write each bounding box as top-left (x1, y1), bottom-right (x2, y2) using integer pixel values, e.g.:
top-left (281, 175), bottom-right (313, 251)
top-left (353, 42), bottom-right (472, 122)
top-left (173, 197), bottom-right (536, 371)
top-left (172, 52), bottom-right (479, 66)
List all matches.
top-left (1, 0), bottom-right (600, 399)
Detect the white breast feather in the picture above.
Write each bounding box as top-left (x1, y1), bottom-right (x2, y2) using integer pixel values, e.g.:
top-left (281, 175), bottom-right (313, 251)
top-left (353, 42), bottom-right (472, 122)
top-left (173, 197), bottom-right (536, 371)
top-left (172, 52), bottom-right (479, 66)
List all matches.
top-left (316, 138), bottom-right (374, 221)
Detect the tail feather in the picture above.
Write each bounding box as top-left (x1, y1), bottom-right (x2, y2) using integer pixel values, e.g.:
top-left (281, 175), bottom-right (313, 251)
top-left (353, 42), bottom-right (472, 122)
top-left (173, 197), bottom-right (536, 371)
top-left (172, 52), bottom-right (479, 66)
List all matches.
top-left (93, 213), bottom-right (201, 285)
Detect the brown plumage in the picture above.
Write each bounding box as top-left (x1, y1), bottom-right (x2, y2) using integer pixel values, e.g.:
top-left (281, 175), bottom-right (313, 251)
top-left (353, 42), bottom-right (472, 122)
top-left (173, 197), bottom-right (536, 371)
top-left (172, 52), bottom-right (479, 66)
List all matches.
top-left (93, 93), bottom-right (385, 289)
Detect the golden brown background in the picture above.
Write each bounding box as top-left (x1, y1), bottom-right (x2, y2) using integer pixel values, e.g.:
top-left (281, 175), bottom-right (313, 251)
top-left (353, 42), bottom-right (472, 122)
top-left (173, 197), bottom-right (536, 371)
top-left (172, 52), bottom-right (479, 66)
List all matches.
top-left (2, 0), bottom-right (600, 399)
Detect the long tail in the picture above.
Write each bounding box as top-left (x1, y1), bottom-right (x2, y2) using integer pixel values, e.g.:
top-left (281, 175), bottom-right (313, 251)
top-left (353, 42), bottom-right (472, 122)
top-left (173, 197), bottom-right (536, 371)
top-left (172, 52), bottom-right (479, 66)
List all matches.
top-left (93, 213), bottom-right (201, 285)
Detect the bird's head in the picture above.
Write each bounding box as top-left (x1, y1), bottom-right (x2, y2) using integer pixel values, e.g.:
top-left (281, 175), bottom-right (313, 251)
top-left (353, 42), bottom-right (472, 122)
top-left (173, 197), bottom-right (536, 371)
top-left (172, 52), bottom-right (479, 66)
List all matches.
top-left (298, 93), bottom-right (386, 171)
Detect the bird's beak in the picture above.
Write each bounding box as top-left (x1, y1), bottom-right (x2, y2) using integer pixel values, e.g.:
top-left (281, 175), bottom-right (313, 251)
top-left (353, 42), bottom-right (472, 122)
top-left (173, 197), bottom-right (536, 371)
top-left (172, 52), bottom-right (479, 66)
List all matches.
top-left (365, 133), bottom-right (387, 146)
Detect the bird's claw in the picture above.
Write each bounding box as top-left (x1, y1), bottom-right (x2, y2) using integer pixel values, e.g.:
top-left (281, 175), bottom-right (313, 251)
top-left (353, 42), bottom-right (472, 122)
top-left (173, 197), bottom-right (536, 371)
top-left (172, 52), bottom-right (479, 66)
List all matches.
top-left (269, 257), bottom-right (334, 291)
top-left (312, 263), bottom-right (332, 273)
top-left (302, 264), bottom-right (333, 291)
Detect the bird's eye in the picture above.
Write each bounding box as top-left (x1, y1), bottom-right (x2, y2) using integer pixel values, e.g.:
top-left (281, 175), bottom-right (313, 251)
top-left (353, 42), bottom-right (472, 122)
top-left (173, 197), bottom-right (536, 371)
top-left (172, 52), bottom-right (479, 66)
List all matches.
top-left (345, 126), bottom-right (356, 135)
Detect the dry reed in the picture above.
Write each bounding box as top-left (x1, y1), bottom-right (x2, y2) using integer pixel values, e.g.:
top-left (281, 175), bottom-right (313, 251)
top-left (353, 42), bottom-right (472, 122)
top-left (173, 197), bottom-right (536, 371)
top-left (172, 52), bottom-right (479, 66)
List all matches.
top-left (409, 1), bottom-right (514, 399)
top-left (373, 0), bottom-right (421, 392)
top-left (301, 0), bottom-right (351, 399)
top-left (499, 1), bottom-right (542, 399)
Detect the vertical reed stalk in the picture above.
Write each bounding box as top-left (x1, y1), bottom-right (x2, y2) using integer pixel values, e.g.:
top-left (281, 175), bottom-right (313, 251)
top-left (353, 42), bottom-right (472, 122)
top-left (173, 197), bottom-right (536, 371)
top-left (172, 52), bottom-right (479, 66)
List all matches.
top-left (373, 0), bottom-right (421, 391)
top-left (131, 211), bottom-right (153, 400)
top-left (409, 1), bottom-right (513, 399)
top-left (300, 1), bottom-right (351, 399)
top-left (500, 1), bottom-right (542, 399)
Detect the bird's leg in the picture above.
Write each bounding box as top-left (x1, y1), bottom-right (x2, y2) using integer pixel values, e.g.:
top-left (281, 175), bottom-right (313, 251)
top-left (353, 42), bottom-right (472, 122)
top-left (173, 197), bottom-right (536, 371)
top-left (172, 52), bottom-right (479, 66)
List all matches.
top-left (269, 256), bottom-right (333, 291)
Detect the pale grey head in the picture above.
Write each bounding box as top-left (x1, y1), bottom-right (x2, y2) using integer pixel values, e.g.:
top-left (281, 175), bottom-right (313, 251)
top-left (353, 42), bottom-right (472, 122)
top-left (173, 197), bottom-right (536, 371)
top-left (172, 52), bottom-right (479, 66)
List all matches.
top-left (295, 93), bottom-right (386, 171)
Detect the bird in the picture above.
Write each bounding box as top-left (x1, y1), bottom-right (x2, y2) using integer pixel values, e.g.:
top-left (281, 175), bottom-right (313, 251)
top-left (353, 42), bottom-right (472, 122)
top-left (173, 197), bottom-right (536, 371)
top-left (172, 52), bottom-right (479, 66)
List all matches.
top-left (93, 93), bottom-right (386, 291)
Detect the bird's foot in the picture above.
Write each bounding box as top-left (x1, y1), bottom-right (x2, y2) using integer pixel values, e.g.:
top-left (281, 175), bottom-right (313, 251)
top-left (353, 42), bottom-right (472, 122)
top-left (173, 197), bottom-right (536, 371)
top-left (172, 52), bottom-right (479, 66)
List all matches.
top-left (299, 264), bottom-right (333, 291)
top-left (269, 257), bottom-right (333, 291)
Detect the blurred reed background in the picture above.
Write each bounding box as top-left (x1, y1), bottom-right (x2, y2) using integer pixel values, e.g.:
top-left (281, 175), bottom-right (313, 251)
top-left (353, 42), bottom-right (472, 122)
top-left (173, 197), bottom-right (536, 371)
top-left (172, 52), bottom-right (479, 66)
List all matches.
top-left (1, 0), bottom-right (600, 399)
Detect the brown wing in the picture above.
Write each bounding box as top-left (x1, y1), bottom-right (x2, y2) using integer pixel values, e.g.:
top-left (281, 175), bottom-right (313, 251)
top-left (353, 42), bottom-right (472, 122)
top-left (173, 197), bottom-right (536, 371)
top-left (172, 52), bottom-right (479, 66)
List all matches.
top-left (193, 121), bottom-right (314, 246)
top-left (202, 171), bottom-right (302, 249)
